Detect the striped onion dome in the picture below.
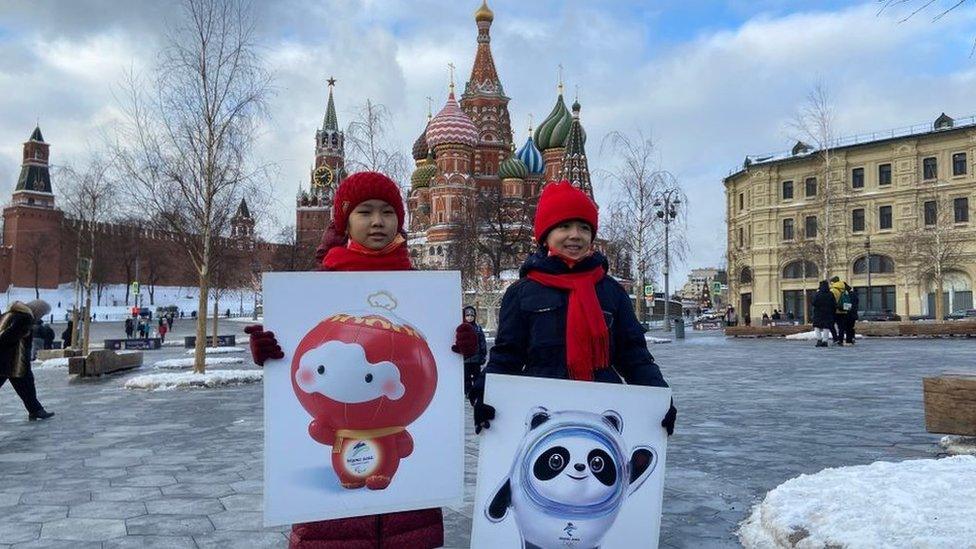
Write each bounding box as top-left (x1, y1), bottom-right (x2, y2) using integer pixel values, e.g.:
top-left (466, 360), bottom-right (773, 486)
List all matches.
top-left (426, 91), bottom-right (478, 149)
top-left (411, 124), bottom-right (430, 160)
top-left (534, 94), bottom-right (573, 150)
top-left (516, 135), bottom-right (545, 174)
top-left (410, 161), bottom-right (437, 189)
top-left (498, 150), bottom-right (528, 180)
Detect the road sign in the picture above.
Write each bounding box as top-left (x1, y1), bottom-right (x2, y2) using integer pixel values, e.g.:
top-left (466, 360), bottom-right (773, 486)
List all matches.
top-left (130, 281), bottom-right (140, 295)
top-left (644, 284), bottom-right (655, 297)
top-left (712, 281), bottom-right (721, 294)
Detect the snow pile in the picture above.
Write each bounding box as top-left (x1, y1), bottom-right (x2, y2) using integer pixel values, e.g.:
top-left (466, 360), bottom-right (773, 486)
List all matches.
top-left (185, 346), bottom-right (246, 355)
top-left (35, 357), bottom-right (71, 369)
top-left (153, 357), bottom-right (244, 369)
top-left (939, 436), bottom-right (976, 456)
top-left (738, 456), bottom-right (976, 548)
top-left (645, 336), bottom-right (672, 344)
top-left (785, 330), bottom-right (863, 340)
top-left (124, 370), bottom-right (262, 390)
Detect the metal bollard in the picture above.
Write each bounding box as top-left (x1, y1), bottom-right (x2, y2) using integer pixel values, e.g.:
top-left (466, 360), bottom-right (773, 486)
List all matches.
top-left (674, 318), bottom-right (685, 339)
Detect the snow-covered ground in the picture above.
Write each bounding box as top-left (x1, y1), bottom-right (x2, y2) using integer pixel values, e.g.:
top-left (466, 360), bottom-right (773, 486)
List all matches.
top-left (940, 435), bottom-right (976, 456)
top-left (185, 346), bottom-right (246, 355)
top-left (784, 330), bottom-right (863, 341)
top-left (124, 370), bottom-right (263, 390)
top-left (738, 456), bottom-right (976, 548)
top-left (153, 357), bottom-right (245, 369)
top-left (35, 357), bottom-right (71, 369)
top-left (645, 335), bottom-right (672, 344)
top-left (1, 283), bottom-right (260, 323)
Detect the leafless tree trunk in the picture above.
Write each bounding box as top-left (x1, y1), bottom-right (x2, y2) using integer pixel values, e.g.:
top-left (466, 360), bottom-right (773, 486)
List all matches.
top-left (115, 0), bottom-right (271, 373)
top-left (345, 99), bottom-right (408, 184)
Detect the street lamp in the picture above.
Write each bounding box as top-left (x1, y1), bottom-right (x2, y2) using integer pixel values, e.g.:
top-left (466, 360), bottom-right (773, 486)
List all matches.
top-left (864, 236), bottom-right (872, 313)
top-left (654, 189), bottom-right (681, 331)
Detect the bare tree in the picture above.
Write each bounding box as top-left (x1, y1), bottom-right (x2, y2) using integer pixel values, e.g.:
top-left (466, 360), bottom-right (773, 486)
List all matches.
top-left (878, 0), bottom-right (975, 53)
top-left (115, 0), bottom-right (271, 373)
top-left (272, 224), bottom-right (303, 271)
top-left (59, 153), bottom-right (115, 354)
top-left (344, 100), bottom-right (408, 183)
top-left (474, 184), bottom-right (534, 280)
top-left (21, 234), bottom-right (52, 300)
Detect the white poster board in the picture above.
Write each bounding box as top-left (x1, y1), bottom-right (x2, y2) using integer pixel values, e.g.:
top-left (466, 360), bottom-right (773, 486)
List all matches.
top-left (263, 271), bottom-right (464, 526)
top-left (471, 374), bottom-right (670, 549)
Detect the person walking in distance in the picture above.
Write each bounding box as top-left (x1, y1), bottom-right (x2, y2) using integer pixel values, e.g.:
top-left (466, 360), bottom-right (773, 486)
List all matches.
top-left (843, 282), bottom-right (859, 345)
top-left (811, 280), bottom-right (836, 348)
top-left (829, 276), bottom-right (850, 346)
top-left (0, 300), bottom-right (55, 420)
top-left (461, 306), bottom-right (488, 398)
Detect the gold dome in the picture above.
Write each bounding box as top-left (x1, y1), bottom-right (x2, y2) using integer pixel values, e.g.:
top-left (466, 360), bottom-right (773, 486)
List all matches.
top-left (474, 0), bottom-right (494, 23)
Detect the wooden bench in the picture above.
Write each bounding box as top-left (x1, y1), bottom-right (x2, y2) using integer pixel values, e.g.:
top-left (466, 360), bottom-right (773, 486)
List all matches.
top-left (68, 350), bottom-right (144, 377)
top-left (923, 372), bottom-right (976, 436)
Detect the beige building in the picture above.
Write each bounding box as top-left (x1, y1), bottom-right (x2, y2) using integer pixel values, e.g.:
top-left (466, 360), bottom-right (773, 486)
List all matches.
top-left (725, 113), bottom-right (976, 322)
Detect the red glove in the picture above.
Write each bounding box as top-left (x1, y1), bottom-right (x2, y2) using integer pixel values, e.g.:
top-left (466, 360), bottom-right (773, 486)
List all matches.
top-left (244, 324), bottom-right (283, 366)
top-left (452, 323), bottom-right (478, 358)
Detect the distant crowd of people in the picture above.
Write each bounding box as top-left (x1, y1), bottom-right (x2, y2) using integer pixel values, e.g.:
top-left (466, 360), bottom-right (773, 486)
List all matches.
top-left (124, 313), bottom-right (175, 342)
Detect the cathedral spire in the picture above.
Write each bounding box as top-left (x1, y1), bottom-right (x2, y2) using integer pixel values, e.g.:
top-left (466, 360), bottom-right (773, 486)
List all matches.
top-left (560, 99), bottom-right (592, 198)
top-left (322, 77), bottom-right (338, 132)
top-left (465, 0), bottom-right (503, 97)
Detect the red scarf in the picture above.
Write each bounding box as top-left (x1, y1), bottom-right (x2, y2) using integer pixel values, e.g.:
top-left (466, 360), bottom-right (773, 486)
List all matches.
top-left (321, 234), bottom-right (412, 272)
top-left (526, 266), bottom-right (609, 381)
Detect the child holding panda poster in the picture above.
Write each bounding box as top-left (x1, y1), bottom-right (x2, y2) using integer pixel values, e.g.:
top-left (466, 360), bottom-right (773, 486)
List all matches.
top-left (469, 180), bottom-right (677, 548)
top-left (246, 171), bottom-right (478, 549)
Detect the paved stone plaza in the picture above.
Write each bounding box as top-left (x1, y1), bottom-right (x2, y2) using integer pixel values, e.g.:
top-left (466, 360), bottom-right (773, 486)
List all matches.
top-left (0, 325), bottom-right (971, 548)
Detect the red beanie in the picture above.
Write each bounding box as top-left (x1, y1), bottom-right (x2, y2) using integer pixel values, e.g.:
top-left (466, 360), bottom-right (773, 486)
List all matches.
top-left (331, 171), bottom-right (405, 236)
top-left (534, 180), bottom-right (599, 243)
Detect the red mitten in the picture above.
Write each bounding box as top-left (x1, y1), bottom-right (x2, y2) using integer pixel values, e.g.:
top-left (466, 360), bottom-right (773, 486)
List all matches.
top-left (451, 323), bottom-right (478, 358)
top-left (308, 419), bottom-right (336, 446)
top-left (244, 324), bottom-right (284, 366)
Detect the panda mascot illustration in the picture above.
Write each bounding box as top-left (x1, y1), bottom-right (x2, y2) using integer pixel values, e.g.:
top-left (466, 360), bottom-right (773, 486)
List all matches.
top-left (291, 291), bottom-right (438, 491)
top-left (485, 407), bottom-right (658, 549)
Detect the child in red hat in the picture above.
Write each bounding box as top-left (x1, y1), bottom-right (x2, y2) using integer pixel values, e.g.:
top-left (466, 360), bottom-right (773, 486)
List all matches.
top-left (469, 180), bottom-right (676, 435)
top-left (246, 171), bottom-right (476, 549)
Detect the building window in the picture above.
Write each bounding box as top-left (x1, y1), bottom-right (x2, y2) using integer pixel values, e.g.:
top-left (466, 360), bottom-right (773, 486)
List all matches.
top-left (878, 163), bottom-right (892, 186)
top-left (852, 208), bottom-right (865, 232)
top-left (804, 216), bottom-right (817, 238)
top-left (782, 260), bottom-right (818, 280)
top-left (740, 266), bottom-right (753, 284)
top-left (923, 157), bottom-right (937, 180)
top-left (879, 205), bottom-right (892, 229)
top-left (738, 227), bottom-right (744, 247)
top-left (782, 180), bottom-right (794, 200)
top-left (852, 167), bottom-right (864, 189)
top-left (853, 255), bottom-right (895, 274)
top-left (924, 200), bottom-right (937, 226)
top-left (953, 152), bottom-right (967, 176)
top-left (782, 218), bottom-right (794, 241)
top-left (805, 177), bottom-right (817, 197)
top-left (738, 193), bottom-right (744, 211)
top-left (855, 285), bottom-right (897, 313)
top-left (955, 197), bottom-right (969, 223)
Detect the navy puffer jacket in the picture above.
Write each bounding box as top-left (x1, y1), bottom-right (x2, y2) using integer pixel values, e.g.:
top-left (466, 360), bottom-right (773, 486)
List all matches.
top-left (472, 250), bottom-right (668, 398)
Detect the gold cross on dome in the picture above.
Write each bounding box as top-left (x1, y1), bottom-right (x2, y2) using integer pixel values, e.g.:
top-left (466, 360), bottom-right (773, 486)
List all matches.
top-left (448, 62), bottom-right (456, 92)
top-left (426, 96), bottom-right (433, 119)
top-left (557, 64), bottom-right (564, 94)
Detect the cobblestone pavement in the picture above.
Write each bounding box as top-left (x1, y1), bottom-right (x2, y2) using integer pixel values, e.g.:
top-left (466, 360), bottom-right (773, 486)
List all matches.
top-left (0, 331), bottom-right (970, 548)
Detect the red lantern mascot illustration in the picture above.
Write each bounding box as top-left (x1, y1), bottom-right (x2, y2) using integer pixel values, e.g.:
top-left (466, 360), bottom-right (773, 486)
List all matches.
top-left (291, 291), bottom-right (437, 491)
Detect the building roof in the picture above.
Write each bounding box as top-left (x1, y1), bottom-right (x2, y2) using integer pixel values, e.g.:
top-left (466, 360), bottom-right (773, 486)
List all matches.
top-left (322, 80), bottom-right (338, 132)
top-left (235, 198), bottom-right (252, 219)
top-left (412, 122), bottom-right (430, 160)
top-left (410, 155), bottom-right (437, 189)
top-left (559, 100), bottom-right (592, 197)
top-left (465, 0), bottom-right (504, 97)
top-left (498, 148), bottom-right (528, 180)
top-left (29, 126), bottom-right (44, 142)
top-left (16, 165), bottom-right (52, 193)
top-left (534, 93), bottom-right (573, 151)
top-left (426, 90), bottom-right (479, 148)
top-left (474, 0), bottom-right (493, 23)
top-left (516, 134), bottom-right (544, 174)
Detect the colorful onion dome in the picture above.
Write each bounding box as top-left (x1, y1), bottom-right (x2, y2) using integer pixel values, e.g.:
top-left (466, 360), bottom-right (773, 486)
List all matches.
top-left (412, 124), bottom-right (429, 160)
top-left (498, 150), bottom-right (528, 180)
top-left (426, 91), bottom-right (479, 149)
top-left (516, 135), bottom-right (545, 174)
top-left (474, 0), bottom-right (494, 23)
top-left (534, 94), bottom-right (573, 150)
top-left (410, 160), bottom-right (437, 189)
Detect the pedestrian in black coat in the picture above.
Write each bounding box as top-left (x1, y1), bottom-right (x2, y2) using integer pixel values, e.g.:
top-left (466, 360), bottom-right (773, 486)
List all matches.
top-left (843, 282), bottom-right (859, 344)
top-left (811, 280), bottom-right (836, 347)
top-left (0, 300), bottom-right (54, 420)
top-left (461, 306), bottom-right (487, 398)
top-left (470, 181), bottom-right (675, 436)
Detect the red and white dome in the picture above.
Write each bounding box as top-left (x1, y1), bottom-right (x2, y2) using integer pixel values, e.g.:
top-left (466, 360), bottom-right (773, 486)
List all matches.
top-left (426, 91), bottom-right (478, 149)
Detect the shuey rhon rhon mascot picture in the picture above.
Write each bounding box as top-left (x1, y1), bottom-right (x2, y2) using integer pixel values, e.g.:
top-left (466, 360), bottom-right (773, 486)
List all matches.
top-left (485, 407), bottom-right (658, 549)
top-left (290, 291), bottom-right (438, 491)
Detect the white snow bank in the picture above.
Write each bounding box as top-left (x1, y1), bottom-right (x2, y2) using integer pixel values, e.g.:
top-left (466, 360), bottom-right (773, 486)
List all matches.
top-left (185, 346), bottom-right (246, 355)
top-left (153, 357), bottom-right (244, 369)
top-left (738, 456), bottom-right (976, 548)
top-left (784, 330), bottom-right (863, 340)
top-left (35, 357), bottom-right (71, 369)
top-left (940, 435), bottom-right (976, 456)
top-left (124, 370), bottom-right (262, 390)
top-left (645, 336), bottom-right (672, 344)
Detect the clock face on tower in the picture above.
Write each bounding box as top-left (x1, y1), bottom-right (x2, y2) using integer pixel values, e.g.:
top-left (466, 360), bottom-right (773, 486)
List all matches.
top-left (313, 165), bottom-right (334, 189)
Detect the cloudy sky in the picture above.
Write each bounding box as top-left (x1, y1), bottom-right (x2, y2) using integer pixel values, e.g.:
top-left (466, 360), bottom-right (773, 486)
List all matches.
top-left (2, 0), bottom-right (975, 286)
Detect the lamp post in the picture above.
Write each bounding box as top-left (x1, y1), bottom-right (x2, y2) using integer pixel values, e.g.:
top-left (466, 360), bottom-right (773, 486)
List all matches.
top-left (655, 190), bottom-right (681, 331)
top-left (865, 236), bottom-right (872, 313)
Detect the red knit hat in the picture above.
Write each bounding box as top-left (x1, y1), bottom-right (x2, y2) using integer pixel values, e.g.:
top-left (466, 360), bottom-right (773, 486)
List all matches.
top-left (534, 180), bottom-right (599, 243)
top-left (331, 171), bottom-right (405, 236)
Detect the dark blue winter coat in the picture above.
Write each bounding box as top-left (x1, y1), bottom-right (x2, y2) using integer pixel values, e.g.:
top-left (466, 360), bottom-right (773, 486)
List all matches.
top-left (811, 282), bottom-right (836, 329)
top-left (472, 250), bottom-right (668, 397)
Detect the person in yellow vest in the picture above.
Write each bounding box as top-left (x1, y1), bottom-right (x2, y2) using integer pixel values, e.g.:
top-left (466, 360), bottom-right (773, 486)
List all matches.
top-left (829, 276), bottom-right (850, 346)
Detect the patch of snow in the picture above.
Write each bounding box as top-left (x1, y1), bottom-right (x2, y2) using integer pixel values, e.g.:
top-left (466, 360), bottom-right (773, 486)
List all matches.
top-left (785, 330), bottom-right (863, 340)
top-left (226, 317), bottom-right (262, 323)
top-left (184, 346), bottom-right (246, 355)
top-left (35, 357), bottom-right (71, 369)
top-left (645, 336), bottom-right (672, 344)
top-left (939, 435), bottom-right (976, 456)
top-left (738, 456), bottom-right (976, 548)
top-left (124, 370), bottom-right (263, 391)
top-left (153, 357), bottom-right (245, 369)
